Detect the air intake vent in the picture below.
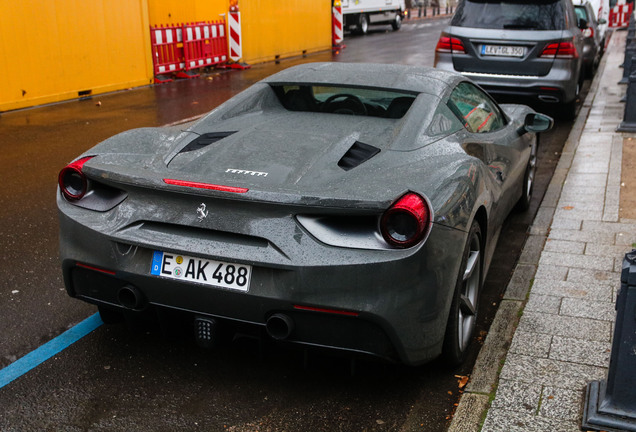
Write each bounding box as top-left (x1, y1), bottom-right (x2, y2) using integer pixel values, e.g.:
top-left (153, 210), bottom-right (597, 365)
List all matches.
top-left (180, 131), bottom-right (236, 153)
top-left (338, 141), bottom-right (380, 171)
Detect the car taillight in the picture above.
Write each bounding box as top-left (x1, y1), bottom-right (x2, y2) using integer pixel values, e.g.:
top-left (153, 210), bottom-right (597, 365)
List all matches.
top-left (380, 192), bottom-right (432, 248)
top-left (435, 36), bottom-right (466, 54)
top-left (582, 27), bottom-right (594, 38)
top-left (540, 41), bottom-right (579, 59)
top-left (58, 156), bottom-right (94, 201)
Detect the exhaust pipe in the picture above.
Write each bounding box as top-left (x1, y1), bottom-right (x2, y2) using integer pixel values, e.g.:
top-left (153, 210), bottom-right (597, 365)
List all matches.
top-left (266, 313), bottom-right (295, 340)
top-left (194, 316), bottom-right (218, 349)
top-left (117, 285), bottom-right (146, 310)
top-left (538, 95), bottom-right (560, 103)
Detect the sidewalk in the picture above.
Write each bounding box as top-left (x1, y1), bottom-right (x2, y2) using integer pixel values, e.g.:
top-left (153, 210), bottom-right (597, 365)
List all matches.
top-left (449, 29), bottom-right (636, 432)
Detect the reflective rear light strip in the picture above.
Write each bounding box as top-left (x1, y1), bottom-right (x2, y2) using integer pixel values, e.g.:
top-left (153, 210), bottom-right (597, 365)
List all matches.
top-left (163, 179), bottom-right (249, 193)
top-left (76, 262), bottom-right (116, 276)
top-left (293, 305), bottom-right (360, 317)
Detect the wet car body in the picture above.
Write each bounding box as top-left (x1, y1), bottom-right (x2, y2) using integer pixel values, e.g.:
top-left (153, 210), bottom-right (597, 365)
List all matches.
top-left (58, 62), bottom-right (552, 366)
top-left (434, 0), bottom-right (585, 118)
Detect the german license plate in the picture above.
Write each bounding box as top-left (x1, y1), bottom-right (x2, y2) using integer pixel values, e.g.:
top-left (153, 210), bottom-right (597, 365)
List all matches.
top-left (151, 251), bottom-right (251, 292)
top-left (481, 44), bottom-right (525, 57)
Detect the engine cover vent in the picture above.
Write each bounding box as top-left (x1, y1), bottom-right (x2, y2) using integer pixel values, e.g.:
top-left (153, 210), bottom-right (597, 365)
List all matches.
top-left (180, 131), bottom-right (237, 153)
top-left (338, 141), bottom-right (381, 171)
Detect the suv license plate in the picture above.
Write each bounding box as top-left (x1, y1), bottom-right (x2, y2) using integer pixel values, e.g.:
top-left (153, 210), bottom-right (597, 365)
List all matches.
top-left (481, 44), bottom-right (525, 57)
top-left (151, 251), bottom-right (251, 292)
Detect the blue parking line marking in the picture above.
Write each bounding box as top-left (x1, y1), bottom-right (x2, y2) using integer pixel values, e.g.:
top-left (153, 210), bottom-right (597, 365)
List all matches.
top-left (0, 313), bottom-right (103, 389)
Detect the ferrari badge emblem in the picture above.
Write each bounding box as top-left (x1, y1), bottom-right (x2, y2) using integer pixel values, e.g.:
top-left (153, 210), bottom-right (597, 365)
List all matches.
top-left (196, 203), bottom-right (209, 222)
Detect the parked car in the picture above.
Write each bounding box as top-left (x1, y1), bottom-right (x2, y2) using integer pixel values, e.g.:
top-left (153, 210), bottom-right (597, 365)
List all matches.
top-left (57, 62), bottom-right (552, 366)
top-left (573, 0), bottom-right (604, 77)
top-left (584, 0), bottom-right (610, 51)
top-left (434, 0), bottom-right (586, 119)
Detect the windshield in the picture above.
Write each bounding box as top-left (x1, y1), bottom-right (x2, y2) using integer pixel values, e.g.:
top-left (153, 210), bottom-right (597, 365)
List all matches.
top-left (272, 84), bottom-right (417, 119)
top-left (451, 0), bottom-right (566, 30)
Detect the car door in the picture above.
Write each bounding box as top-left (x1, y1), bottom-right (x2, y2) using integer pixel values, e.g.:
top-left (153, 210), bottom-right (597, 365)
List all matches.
top-left (448, 82), bottom-right (531, 226)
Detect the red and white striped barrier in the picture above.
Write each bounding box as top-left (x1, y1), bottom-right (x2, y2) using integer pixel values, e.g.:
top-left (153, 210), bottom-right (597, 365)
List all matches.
top-left (150, 25), bottom-right (185, 82)
top-left (609, 2), bottom-right (633, 28)
top-left (183, 21), bottom-right (228, 71)
top-left (150, 19), bottom-right (232, 83)
top-left (228, 5), bottom-right (242, 62)
top-left (333, 1), bottom-right (344, 48)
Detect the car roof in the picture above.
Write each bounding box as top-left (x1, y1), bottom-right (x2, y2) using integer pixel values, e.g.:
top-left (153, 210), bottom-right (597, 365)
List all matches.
top-left (261, 62), bottom-right (461, 95)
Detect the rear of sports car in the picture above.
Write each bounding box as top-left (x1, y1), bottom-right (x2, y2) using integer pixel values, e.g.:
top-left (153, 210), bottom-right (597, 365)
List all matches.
top-left (58, 160), bottom-right (467, 365)
top-left (57, 79), bottom-right (472, 365)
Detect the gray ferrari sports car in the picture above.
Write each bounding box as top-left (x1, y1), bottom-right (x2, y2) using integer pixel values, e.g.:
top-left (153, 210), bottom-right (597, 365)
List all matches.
top-left (57, 62), bottom-right (552, 366)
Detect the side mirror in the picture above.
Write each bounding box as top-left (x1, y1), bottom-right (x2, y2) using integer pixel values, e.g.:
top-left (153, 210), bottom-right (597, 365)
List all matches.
top-left (599, 18), bottom-right (607, 25)
top-left (578, 17), bottom-right (589, 29)
top-left (521, 113), bottom-right (554, 134)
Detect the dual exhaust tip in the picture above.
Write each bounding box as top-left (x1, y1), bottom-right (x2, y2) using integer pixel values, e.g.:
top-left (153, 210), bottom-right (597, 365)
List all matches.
top-left (116, 285), bottom-right (296, 347)
top-left (117, 285), bottom-right (146, 310)
top-left (265, 313), bottom-right (295, 340)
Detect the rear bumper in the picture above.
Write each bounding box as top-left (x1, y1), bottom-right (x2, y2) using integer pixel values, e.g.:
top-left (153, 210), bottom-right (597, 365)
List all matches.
top-left (435, 54), bottom-right (580, 105)
top-left (68, 263), bottom-right (400, 361)
top-left (59, 206), bottom-right (465, 365)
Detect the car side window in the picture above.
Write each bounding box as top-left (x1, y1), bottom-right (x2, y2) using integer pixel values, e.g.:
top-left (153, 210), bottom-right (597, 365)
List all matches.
top-left (447, 82), bottom-right (506, 133)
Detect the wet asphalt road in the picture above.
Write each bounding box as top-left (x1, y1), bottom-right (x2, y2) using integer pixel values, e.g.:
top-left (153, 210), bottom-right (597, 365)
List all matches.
top-left (0, 18), bottom-right (578, 431)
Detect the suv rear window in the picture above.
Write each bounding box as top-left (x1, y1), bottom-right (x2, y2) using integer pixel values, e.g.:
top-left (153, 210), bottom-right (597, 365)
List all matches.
top-left (451, 0), bottom-right (566, 30)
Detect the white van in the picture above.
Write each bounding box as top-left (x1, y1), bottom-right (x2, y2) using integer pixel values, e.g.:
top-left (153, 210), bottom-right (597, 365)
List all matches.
top-left (341, 0), bottom-right (406, 34)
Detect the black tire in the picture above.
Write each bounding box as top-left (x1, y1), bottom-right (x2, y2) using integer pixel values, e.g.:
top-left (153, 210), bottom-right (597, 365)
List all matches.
top-left (584, 55), bottom-right (599, 79)
top-left (358, 14), bottom-right (369, 34)
top-left (559, 72), bottom-right (582, 120)
top-left (516, 136), bottom-right (538, 212)
top-left (442, 220), bottom-right (482, 365)
top-left (391, 13), bottom-right (402, 31)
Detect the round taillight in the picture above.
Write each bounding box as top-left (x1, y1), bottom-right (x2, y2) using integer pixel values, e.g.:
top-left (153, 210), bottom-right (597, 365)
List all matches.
top-left (380, 193), bottom-right (431, 248)
top-left (58, 156), bottom-right (93, 201)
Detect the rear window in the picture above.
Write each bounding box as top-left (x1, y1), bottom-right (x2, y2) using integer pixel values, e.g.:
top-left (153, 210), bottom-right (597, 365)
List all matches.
top-left (451, 0), bottom-right (567, 30)
top-left (272, 85), bottom-right (417, 119)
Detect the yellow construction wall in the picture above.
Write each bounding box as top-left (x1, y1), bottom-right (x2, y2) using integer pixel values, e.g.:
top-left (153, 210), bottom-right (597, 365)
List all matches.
top-left (1, 0), bottom-right (331, 112)
top-left (147, 0), bottom-right (227, 25)
top-left (0, 0), bottom-right (154, 112)
top-left (241, 0), bottom-right (332, 64)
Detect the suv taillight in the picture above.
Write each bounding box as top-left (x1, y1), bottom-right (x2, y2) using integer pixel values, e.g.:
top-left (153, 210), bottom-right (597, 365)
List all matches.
top-left (582, 27), bottom-right (594, 38)
top-left (435, 36), bottom-right (466, 54)
top-left (540, 41), bottom-right (579, 59)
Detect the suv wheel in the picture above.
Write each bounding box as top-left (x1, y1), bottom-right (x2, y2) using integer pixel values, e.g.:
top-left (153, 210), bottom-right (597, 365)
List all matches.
top-left (561, 74), bottom-right (582, 120)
